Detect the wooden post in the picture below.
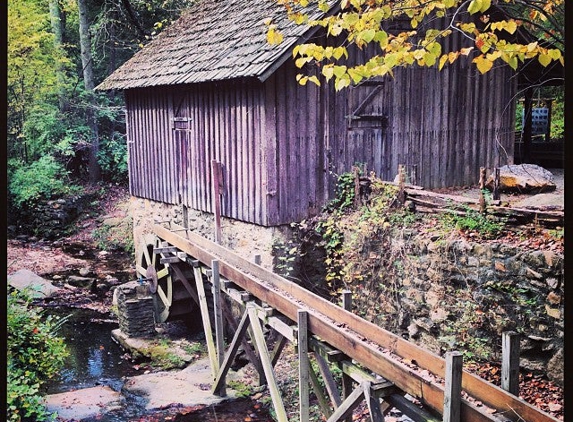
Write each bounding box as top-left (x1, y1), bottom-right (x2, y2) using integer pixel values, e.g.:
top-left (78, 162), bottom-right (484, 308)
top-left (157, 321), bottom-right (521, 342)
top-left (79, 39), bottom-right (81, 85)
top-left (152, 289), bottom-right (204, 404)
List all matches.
top-left (353, 166), bottom-right (361, 208)
top-left (212, 260), bottom-right (225, 396)
top-left (493, 168), bottom-right (500, 201)
top-left (299, 310), bottom-right (310, 422)
top-left (443, 351), bottom-right (463, 422)
top-left (502, 332), bottom-right (520, 395)
top-left (342, 290), bottom-right (352, 312)
top-left (397, 164), bottom-right (406, 206)
top-left (522, 88), bottom-right (534, 164)
top-left (479, 167), bottom-right (486, 214)
top-left (211, 160), bottom-right (223, 244)
top-left (341, 290), bottom-right (353, 422)
top-left (364, 382), bottom-right (385, 422)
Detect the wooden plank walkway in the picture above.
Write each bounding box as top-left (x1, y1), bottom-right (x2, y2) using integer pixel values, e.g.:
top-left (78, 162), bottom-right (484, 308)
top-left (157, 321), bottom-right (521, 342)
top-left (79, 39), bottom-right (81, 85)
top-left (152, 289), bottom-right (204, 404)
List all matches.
top-left (151, 222), bottom-right (559, 422)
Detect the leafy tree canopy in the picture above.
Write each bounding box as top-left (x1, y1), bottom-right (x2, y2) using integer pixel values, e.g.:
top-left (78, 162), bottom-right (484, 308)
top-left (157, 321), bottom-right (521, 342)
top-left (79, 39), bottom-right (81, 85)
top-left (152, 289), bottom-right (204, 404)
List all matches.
top-left (268, 0), bottom-right (564, 89)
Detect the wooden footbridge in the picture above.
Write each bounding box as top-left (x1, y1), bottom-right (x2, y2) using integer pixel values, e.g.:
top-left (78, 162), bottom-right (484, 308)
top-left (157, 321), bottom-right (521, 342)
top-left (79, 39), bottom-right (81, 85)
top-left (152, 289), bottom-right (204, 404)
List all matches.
top-left (136, 222), bottom-right (558, 422)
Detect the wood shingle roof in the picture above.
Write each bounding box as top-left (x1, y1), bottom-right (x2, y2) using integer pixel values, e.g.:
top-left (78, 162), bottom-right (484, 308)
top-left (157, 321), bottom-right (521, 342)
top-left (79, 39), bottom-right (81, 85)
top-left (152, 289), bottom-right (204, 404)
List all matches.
top-left (97, 0), bottom-right (329, 90)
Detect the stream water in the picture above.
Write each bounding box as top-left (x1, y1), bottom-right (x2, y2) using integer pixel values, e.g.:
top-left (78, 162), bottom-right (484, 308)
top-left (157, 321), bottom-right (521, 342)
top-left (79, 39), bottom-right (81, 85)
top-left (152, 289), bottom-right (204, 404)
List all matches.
top-left (43, 307), bottom-right (140, 395)
top-left (39, 243), bottom-right (273, 421)
top-left (42, 306), bottom-right (273, 421)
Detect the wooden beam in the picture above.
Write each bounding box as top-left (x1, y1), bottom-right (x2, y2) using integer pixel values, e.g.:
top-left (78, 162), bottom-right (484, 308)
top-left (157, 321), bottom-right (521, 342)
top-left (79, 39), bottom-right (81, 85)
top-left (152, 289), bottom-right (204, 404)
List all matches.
top-left (341, 289), bottom-right (353, 422)
top-left (299, 310), bottom-right (310, 422)
top-left (221, 300), bottom-right (264, 384)
top-left (309, 359), bottom-right (334, 418)
top-left (315, 352), bottom-right (342, 408)
top-left (326, 382), bottom-right (366, 422)
top-left (385, 394), bottom-right (440, 422)
top-left (270, 334), bottom-right (288, 368)
top-left (192, 261), bottom-right (218, 378)
top-left (211, 160), bottom-right (223, 243)
top-left (247, 303), bottom-right (288, 422)
top-left (170, 264), bottom-right (199, 305)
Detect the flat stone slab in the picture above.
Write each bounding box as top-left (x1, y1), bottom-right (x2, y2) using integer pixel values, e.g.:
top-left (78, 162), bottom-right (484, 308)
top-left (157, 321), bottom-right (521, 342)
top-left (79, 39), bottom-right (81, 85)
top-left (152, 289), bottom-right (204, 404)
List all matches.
top-left (8, 269), bottom-right (62, 298)
top-left (123, 357), bottom-right (239, 410)
top-left (514, 193), bottom-right (564, 209)
top-left (44, 385), bottom-right (122, 420)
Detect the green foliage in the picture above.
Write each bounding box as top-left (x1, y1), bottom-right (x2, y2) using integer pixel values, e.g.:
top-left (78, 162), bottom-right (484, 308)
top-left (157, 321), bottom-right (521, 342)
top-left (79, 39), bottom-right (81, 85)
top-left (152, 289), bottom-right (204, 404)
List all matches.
top-left (439, 207), bottom-right (505, 239)
top-left (324, 171), bottom-right (357, 213)
top-left (7, 290), bottom-right (69, 421)
top-left (98, 133), bottom-right (128, 183)
top-left (9, 155), bottom-right (81, 209)
top-left (227, 380), bottom-right (255, 398)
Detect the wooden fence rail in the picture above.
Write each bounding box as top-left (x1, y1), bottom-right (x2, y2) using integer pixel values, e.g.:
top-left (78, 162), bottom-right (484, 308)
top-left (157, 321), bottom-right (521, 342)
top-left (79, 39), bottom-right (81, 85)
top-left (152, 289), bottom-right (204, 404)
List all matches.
top-left (151, 222), bottom-right (559, 422)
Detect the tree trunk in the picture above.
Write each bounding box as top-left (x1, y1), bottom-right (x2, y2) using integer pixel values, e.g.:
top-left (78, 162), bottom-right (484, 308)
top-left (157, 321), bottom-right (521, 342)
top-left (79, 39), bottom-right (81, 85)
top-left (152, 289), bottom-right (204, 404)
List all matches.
top-left (49, 0), bottom-right (66, 111)
top-left (77, 0), bottom-right (101, 184)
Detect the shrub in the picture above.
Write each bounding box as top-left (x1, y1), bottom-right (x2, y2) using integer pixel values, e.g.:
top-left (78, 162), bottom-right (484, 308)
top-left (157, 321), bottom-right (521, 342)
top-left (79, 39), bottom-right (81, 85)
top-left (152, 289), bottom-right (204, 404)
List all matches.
top-left (97, 133), bottom-right (128, 184)
top-left (8, 155), bottom-right (81, 209)
top-left (7, 290), bottom-right (69, 421)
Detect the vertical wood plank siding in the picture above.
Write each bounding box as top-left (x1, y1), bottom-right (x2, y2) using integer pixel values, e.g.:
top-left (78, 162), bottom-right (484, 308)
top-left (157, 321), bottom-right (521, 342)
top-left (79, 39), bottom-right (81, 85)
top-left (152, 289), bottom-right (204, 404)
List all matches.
top-left (125, 45), bottom-right (515, 227)
top-left (126, 83), bottom-right (270, 225)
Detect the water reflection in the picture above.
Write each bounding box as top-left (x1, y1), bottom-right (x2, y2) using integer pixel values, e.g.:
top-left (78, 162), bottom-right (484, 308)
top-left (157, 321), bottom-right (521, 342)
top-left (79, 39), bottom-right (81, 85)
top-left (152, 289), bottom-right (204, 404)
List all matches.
top-left (43, 307), bottom-right (141, 394)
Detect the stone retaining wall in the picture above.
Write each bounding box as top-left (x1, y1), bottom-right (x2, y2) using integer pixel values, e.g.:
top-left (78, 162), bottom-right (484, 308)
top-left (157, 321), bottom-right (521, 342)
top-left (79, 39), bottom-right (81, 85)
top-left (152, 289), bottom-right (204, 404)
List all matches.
top-left (8, 193), bottom-right (97, 239)
top-left (344, 230), bottom-right (564, 386)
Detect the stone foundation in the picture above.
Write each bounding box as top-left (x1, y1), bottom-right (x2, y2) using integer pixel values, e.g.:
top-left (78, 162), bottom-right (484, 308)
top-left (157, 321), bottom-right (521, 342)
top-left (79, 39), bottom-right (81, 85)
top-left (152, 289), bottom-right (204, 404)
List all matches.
top-left (128, 196), bottom-right (293, 271)
top-left (114, 281), bottom-right (156, 338)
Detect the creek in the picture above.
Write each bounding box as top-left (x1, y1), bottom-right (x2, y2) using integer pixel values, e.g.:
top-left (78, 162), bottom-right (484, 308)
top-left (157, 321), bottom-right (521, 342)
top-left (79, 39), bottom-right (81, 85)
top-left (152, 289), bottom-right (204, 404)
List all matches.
top-left (38, 243), bottom-right (273, 421)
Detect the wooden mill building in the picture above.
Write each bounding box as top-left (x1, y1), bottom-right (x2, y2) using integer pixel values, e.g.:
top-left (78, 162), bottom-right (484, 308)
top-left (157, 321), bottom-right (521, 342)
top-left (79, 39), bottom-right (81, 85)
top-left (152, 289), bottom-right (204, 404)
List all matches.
top-left (97, 0), bottom-right (517, 232)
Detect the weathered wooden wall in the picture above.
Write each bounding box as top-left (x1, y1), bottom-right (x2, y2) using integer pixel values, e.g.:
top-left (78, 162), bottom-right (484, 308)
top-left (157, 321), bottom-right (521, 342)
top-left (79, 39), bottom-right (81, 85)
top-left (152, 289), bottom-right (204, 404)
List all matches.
top-left (324, 33), bottom-right (516, 189)
top-left (126, 82), bottom-right (273, 226)
top-left (125, 42), bottom-right (516, 227)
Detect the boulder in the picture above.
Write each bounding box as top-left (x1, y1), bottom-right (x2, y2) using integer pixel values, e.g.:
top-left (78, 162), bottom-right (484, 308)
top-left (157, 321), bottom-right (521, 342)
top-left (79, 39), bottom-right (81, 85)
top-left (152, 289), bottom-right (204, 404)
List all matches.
top-left (486, 164), bottom-right (556, 193)
top-left (8, 269), bottom-right (62, 298)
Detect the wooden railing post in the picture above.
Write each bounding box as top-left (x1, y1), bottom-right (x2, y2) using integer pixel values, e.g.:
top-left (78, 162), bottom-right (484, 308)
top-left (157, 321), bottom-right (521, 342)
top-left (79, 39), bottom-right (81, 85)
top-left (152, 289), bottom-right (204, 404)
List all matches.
top-left (341, 290), bottom-right (353, 422)
top-left (397, 164), bottom-right (406, 205)
top-left (298, 310), bottom-right (310, 422)
top-left (479, 167), bottom-right (486, 214)
top-left (502, 331), bottom-right (520, 395)
top-left (212, 259), bottom-right (225, 395)
top-left (443, 351), bottom-right (463, 422)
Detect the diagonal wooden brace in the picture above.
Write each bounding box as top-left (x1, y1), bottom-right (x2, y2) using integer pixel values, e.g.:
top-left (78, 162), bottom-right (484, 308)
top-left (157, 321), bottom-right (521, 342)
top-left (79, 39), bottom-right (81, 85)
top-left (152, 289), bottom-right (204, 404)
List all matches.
top-left (247, 303), bottom-right (288, 422)
top-left (212, 308), bottom-right (251, 395)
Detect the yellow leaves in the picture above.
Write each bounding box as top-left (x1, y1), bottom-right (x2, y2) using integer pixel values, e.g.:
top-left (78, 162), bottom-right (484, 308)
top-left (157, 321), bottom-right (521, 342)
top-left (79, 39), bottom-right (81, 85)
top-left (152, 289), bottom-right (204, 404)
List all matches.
top-left (265, 21), bottom-right (284, 45)
top-left (490, 20), bottom-right (518, 34)
top-left (548, 49), bottom-right (562, 60)
top-left (458, 22), bottom-right (478, 35)
top-left (537, 52), bottom-right (552, 67)
top-left (335, 75), bottom-right (351, 91)
top-left (473, 54), bottom-right (493, 74)
top-left (296, 74), bottom-right (321, 86)
top-left (280, 0), bottom-right (562, 86)
top-left (468, 0), bottom-right (491, 14)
